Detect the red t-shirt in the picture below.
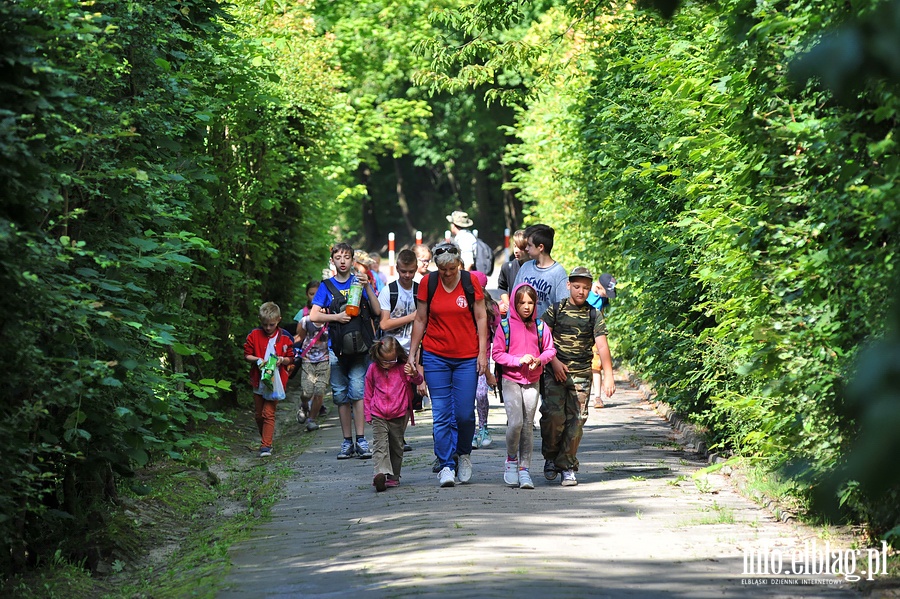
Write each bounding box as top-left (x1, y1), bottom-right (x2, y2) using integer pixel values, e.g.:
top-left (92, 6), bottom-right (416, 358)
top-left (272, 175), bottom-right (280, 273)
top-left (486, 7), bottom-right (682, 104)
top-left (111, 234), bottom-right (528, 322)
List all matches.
top-left (417, 273), bottom-right (485, 358)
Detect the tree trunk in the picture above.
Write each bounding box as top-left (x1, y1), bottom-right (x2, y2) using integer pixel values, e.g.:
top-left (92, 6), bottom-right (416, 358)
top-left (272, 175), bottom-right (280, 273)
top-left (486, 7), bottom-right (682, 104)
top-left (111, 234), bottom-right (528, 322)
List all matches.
top-left (500, 159), bottom-right (520, 231)
top-left (394, 156), bottom-right (417, 238)
top-left (358, 164), bottom-right (379, 247)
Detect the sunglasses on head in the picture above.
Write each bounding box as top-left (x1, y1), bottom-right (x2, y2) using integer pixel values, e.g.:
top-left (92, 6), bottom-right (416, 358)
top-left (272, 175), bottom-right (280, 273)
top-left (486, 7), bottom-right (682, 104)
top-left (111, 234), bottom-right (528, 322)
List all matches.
top-left (433, 245), bottom-right (460, 257)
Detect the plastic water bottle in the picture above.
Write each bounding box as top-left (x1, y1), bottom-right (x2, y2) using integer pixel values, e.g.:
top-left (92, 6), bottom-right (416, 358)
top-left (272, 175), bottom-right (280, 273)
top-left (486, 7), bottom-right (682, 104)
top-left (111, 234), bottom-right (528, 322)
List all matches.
top-left (345, 275), bottom-right (362, 316)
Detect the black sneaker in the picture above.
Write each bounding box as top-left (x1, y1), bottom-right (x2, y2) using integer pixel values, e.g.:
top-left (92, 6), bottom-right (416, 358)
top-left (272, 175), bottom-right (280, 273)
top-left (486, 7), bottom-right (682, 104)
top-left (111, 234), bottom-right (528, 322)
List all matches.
top-left (544, 459), bottom-right (559, 481)
top-left (403, 440), bottom-right (412, 452)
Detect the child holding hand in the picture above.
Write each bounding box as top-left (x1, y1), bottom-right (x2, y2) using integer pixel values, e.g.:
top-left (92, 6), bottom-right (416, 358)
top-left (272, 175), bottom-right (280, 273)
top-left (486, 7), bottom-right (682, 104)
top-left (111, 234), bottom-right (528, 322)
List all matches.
top-left (491, 284), bottom-right (556, 489)
top-left (364, 336), bottom-right (423, 491)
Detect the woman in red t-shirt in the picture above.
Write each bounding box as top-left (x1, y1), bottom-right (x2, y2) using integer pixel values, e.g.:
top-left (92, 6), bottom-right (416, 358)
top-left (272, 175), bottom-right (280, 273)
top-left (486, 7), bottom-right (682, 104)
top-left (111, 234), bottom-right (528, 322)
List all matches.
top-left (407, 242), bottom-right (488, 488)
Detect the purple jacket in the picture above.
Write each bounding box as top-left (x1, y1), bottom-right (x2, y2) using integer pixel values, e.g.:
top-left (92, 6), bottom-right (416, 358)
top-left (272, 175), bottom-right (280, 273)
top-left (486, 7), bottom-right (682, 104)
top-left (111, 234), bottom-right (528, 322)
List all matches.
top-left (491, 283), bottom-right (556, 384)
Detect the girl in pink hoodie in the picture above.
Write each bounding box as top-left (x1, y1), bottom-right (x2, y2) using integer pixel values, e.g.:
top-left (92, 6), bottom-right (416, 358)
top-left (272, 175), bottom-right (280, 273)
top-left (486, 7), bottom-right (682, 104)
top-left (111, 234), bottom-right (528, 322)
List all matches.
top-left (491, 283), bottom-right (556, 489)
top-left (364, 336), bottom-right (424, 491)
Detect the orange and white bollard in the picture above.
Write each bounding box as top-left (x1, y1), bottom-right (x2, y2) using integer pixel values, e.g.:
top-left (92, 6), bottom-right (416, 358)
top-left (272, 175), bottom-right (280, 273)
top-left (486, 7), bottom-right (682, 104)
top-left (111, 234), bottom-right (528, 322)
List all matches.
top-left (388, 232), bottom-right (395, 277)
top-left (504, 227), bottom-right (511, 261)
top-left (416, 230), bottom-right (422, 245)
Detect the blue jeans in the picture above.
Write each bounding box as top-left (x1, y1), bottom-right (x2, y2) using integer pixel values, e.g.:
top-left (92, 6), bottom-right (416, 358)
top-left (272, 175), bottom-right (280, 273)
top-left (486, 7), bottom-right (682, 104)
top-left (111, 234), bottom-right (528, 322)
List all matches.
top-left (329, 351), bottom-right (367, 405)
top-left (422, 351), bottom-right (477, 469)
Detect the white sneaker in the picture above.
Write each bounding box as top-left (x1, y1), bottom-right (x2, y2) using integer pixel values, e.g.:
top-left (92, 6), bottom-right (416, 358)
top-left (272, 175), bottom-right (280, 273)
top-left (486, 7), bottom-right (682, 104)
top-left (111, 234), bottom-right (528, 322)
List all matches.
top-left (561, 469), bottom-right (578, 486)
top-left (439, 467), bottom-right (456, 487)
top-left (458, 454), bottom-right (473, 483)
top-left (480, 427), bottom-right (493, 448)
top-left (503, 458), bottom-right (519, 485)
top-left (518, 469), bottom-right (534, 489)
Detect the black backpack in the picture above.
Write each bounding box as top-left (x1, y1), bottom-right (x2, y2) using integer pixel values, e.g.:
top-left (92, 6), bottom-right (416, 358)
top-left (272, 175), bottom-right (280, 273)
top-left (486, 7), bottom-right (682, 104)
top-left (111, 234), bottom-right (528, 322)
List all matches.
top-left (549, 298), bottom-right (598, 336)
top-left (377, 280), bottom-right (419, 339)
top-left (323, 279), bottom-right (375, 358)
top-left (473, 237), bottom-right (494, 276)
top-left (389, 280), bottom-right (419, 312)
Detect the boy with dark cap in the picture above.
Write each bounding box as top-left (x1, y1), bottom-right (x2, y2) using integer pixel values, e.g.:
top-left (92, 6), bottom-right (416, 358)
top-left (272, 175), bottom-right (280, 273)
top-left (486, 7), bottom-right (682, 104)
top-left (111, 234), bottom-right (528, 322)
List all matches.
top-left (540, 266), bottom-right (616, 486)
top-left (588, 273), bottom-right (617, 408)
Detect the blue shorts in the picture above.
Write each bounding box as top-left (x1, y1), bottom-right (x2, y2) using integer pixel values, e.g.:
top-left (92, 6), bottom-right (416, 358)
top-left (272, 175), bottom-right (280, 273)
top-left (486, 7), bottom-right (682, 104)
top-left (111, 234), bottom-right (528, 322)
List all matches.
top-left (329, 351), bottom-right (368, 405)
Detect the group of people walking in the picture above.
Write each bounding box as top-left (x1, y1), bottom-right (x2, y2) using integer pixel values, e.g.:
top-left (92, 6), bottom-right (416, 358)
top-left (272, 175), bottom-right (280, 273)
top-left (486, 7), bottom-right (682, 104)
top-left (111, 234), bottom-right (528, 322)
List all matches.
top-left (243, 213), bottom-right (618, 491)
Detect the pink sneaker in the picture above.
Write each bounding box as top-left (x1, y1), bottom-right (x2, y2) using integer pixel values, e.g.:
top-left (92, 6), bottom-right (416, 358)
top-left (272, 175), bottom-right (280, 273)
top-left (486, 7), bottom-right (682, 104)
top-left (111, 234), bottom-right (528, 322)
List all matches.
top-left (385, 477), bottom-right (400, 488)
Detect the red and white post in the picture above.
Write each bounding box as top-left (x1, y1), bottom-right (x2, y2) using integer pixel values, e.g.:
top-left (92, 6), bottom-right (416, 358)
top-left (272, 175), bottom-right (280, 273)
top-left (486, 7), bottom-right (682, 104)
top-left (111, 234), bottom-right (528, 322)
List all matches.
top-left (415, 230), bottom-right (422, 245)
top-left (504, 227), bottom-right (511, 261)
top-left (388, 232), bottom-right (396, 277)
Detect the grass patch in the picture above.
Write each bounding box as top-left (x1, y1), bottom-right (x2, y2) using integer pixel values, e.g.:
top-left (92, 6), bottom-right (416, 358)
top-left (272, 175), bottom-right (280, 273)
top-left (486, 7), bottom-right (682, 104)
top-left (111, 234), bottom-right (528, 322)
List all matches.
top-left (3, 406), bottom-right (313, 599)
top-left (651, 440), bottom-right (682, 450)
top-left (738, 460), bottom-right (808, 516)
top-left (680, 501), bottom-right (736, 526)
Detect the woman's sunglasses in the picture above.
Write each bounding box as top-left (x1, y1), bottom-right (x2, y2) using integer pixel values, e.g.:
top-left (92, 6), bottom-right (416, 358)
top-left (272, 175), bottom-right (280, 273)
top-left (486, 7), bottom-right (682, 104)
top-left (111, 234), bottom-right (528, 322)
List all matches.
top-left (433, 245), bottom-right (460, 257)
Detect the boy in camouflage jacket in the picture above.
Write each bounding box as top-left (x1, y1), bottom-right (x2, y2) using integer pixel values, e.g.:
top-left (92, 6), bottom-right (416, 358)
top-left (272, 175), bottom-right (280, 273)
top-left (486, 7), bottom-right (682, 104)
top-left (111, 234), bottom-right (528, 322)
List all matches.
top-left (540, 267), bottom-right (616, 486)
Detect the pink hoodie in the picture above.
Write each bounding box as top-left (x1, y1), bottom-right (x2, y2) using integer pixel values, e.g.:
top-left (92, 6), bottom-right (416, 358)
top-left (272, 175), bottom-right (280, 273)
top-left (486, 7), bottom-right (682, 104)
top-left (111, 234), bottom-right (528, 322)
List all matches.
top-left (364, 363), bottom-right (424, 423)
top-left (491, 283), bottom-right (556, 384)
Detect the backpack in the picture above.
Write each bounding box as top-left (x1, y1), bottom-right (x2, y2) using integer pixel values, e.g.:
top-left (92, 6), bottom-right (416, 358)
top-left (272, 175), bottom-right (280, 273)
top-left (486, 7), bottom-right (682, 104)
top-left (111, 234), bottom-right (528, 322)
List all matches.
top-left (377, 280), bottom-right (419, 340)
top-left (287, 321), bottom-right (327, 379)
top-left (323, 279), bottom-right (375, 358)
top-left (473, 237), bottom-right (494, 276)
top-left (550, 298), bottom-right (598, 338)
top-left (497, 317), bottom-right (544, 375)
top-left (389, 280), bottom-right (419, 312)
top-left (499, 317), bottom-right (545, 354)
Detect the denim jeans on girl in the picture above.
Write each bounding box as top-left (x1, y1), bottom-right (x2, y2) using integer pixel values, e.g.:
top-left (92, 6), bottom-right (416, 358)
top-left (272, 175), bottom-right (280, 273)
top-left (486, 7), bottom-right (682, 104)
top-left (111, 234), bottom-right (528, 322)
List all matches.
top-left (422, 351), bottom-right (478, 470)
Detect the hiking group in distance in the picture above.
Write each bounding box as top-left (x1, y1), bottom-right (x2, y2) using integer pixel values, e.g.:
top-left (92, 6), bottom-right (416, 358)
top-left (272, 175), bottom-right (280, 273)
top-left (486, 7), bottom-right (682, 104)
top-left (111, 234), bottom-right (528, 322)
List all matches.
top-left (243, 212), bottom-right (619, 491)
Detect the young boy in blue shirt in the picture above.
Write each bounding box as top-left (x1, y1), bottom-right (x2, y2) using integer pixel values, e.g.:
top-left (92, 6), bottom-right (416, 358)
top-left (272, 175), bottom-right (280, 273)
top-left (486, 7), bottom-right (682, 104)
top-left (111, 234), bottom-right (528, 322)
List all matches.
top-left (310, 243), bottom-right (382, 459)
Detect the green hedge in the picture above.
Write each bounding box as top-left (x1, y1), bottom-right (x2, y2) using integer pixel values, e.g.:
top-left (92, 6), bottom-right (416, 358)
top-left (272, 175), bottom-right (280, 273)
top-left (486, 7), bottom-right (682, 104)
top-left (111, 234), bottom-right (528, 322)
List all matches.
top-left (0, 0), bottom-right (345, 573)
top-left (511, 1), bottom-right (899, 537)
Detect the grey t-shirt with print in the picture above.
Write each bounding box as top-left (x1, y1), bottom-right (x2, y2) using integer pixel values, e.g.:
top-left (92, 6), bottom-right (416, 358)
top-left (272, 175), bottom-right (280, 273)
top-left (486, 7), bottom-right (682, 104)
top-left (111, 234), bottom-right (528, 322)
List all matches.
top-left (514, 259), bottom-right (570, 318)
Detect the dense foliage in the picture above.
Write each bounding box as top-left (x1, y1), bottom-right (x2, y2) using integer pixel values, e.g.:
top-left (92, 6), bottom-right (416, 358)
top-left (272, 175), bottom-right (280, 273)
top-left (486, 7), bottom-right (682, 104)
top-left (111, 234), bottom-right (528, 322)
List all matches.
top-left (3, 0), bottom-right (899, 581)
top-left (309, 0), bottom-right (543, 248)
top-left (0, 0), bottom-right (346, 574)
top-left (508, 0), bottom-right (899, 539)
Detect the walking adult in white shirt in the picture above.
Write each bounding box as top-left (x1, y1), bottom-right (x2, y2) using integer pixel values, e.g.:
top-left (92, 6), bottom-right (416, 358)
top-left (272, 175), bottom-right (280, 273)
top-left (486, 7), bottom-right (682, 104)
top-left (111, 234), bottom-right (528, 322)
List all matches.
top-left (447, 210), bottom-right (478, 271)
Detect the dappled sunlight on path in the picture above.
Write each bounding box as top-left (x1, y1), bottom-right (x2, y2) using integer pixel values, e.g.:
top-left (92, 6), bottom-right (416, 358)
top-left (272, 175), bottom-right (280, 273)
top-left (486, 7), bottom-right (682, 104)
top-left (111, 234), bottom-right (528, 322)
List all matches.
top-left (219, 374), bottom-right (858, 598)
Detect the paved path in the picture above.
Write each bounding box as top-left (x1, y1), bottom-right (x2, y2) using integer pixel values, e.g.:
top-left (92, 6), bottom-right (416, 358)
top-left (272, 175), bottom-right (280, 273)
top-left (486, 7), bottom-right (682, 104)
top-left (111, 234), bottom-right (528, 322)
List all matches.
top-left (219, 373), bottom-right (859, 598)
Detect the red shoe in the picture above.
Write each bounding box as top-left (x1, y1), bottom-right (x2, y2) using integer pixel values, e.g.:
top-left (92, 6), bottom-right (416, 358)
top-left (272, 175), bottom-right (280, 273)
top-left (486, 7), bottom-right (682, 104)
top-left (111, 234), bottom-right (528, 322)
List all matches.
top-left (385, 477), bottom-right (399, 488)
